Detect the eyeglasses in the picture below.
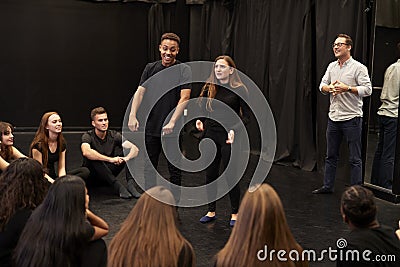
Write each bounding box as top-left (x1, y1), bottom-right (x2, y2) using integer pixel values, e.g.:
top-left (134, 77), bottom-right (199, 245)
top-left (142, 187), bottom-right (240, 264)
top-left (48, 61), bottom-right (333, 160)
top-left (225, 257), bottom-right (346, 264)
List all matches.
top-left (332, 42), bottom-right (348, 48)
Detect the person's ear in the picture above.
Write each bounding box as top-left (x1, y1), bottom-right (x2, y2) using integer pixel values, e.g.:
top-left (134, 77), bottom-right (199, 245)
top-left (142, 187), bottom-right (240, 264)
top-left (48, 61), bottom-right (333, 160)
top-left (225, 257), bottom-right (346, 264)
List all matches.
top-left (229, 67), bottom-right (234, 74)
top-left (91, 121), bottom-right (95, 127)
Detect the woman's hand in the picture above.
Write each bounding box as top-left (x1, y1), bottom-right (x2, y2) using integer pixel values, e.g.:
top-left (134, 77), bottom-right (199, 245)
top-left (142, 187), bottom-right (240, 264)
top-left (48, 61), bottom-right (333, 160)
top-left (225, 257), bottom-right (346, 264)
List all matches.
top-left (196, 120), bottom-right (204, 131)
top-left (226, 130), bottom-right (234, 144)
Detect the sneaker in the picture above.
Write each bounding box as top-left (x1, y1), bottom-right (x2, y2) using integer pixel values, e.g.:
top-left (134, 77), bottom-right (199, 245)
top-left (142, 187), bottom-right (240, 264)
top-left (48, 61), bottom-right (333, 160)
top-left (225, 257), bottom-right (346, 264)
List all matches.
top-left (312, 186), bottom-right (333, 194)
top-left (199, 215), bottom-right (216, 223)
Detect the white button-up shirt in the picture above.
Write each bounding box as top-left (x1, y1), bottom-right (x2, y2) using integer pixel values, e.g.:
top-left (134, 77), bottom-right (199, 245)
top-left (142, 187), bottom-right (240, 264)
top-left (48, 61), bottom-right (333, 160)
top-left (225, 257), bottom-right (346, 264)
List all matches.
top-left (378, 59), bottom-right (400, 118)
top-left (320, 57), bottom-right (372, 121)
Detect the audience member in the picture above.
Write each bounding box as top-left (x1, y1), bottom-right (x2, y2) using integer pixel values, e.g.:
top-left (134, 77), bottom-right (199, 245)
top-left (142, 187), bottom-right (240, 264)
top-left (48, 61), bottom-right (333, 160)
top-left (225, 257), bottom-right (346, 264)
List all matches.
top-left (81, 106), bottom-right (141, 199)
top-left (0, 122), bottom-right (26, 171)
top-left (108, 186), bottom-right (195, 267)
top-left (337, 185), bottom-right (400, 266)
top-left (215, 183), bottom-right (308, 267)
top-left (30, 111), bottom-right (89, 180)
top-left (0, 158), bottom-right (49, 267)
top-left (14, 175), bottom-right (109, 267)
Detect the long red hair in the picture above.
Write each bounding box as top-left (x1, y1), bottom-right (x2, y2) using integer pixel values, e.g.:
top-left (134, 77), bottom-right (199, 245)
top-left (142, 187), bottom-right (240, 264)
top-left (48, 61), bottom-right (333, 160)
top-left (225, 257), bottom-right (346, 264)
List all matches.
top-left (29, 112), bottom-right (65, 171)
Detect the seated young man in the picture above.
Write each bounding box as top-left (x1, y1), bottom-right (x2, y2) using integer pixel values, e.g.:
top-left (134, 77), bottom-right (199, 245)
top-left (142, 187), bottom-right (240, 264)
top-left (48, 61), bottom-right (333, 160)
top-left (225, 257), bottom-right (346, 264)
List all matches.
top-left (81, 107), bottom-right (141, 199)
top-left (338, 186), bottom-right (400, 267)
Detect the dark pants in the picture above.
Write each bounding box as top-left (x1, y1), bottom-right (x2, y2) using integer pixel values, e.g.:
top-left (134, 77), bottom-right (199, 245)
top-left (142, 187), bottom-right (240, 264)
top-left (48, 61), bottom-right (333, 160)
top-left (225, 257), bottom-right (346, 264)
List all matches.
top-left (205, 128), bottom-right (240, 214)
top-left (84, 160), bottom-right (133, 185)
top-left (144, 135), bottom-right (182, 200)
top-left (68, 167), bottom-right (90, 180)
top-left (371, 115), bottom-right (397, 189)
top-left (324, 117), bottom-right (362, 190)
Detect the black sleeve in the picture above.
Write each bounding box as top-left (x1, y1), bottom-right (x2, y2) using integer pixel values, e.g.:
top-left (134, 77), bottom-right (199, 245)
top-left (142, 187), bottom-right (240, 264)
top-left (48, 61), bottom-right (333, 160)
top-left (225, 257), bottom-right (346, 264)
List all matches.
top-left (81, 132), bottom-right (92, 145)
top-left (180, 63), bottom-right (192, 91)
top-left (231, 86), bottom-right (251, 131)
top-left (139, 63), bottom-right (152, 86)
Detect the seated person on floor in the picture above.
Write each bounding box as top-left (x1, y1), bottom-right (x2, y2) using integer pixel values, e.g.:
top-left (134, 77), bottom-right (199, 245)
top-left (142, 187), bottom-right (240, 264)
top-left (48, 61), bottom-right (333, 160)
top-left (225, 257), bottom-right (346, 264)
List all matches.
top-left (30, 112), bottom-right (89, 181)
top-left (108, 186), bottom-right (195, 267)
top-left (214, 183), bottom-right (308, 267)
top-left (0, 121), bottom-right (26, 172)
top-left (0, 158), bottom-right (49, 267)
top-left (337, 185), bottom-right (400, 267)
top-left (81, 106), bottom-right (141, 199)
top-left (14, 175), bottom-right (109, 267)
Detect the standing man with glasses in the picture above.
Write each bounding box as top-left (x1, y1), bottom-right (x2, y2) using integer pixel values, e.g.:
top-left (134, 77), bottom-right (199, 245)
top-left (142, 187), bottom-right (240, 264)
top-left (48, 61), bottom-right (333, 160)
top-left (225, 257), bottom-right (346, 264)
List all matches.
top-left (313, 33), bottom-right (372, 194)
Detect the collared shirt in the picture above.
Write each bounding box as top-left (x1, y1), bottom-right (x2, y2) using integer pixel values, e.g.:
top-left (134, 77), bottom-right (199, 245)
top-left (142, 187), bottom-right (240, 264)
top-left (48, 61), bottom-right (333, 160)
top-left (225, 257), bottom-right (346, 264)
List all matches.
top-left (320, 57), bottom-right (372, 121)
top-left (378, 59), bottom-right (400, 118)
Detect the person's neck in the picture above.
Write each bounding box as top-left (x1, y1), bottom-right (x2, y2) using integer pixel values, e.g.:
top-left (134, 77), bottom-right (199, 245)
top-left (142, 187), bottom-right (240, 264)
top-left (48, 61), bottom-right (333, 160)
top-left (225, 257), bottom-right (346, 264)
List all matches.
top-left (95, 128), bottom-right (107, 140)
top-left (349, 219), bottom-right (380, 230)
top-left (48, 132), bottom-right (58, 143)
top-left (338, 55), bottom-right (351, 67)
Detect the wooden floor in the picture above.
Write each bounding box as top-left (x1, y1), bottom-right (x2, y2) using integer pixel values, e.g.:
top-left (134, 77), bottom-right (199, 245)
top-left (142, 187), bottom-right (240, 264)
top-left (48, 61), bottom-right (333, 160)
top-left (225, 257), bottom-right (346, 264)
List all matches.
top-left (13, 132), bottom-right (400, 267)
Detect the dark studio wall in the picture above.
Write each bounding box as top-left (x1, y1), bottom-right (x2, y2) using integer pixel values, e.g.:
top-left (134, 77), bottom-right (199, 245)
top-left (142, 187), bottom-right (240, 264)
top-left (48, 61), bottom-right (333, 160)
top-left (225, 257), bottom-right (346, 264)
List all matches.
top-left (0, 0), bottom-right (381, 172)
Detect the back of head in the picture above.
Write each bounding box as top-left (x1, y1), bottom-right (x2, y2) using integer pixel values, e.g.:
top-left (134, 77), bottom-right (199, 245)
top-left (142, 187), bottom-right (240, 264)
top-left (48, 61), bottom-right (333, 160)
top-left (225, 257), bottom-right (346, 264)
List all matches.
top-left (216, 183), bottom-right (303, 267)
top-left (0, 158), bottom-right (49, 231)
top-left (14, 175), bottom-right (88, 267)
top-left (341, 185), bottom-right (377, 228)
top-left (109, 186), bottom-right (193, 267)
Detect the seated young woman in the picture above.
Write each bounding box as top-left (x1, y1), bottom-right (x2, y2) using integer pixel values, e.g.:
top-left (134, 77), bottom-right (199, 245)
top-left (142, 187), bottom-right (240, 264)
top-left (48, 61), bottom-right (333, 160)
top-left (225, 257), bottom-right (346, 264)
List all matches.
top-left (0, 122), bottom-right (26, 171)
top-left (0, 158), bottom-right (50, 267)
top-left (14, 175), bottom-right (109, 267)
top-left (30, 112), bottom-right (89, 180)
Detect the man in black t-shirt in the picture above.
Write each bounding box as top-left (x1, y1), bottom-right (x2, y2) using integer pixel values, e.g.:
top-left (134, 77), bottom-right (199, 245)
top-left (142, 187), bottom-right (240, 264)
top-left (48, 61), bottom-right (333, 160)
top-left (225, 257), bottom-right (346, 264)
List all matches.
top-left (81, 107), bottom-right (141, 199)
top-left (337, 186), bottom-right (400, 266)
top-left (128, 33), bottom-right (191, 202)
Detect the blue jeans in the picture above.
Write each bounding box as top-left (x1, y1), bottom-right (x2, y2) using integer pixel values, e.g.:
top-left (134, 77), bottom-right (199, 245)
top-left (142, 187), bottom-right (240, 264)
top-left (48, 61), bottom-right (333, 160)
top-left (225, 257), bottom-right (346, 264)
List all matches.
top-left (324, 117), bottom-right (362, 189)
top-left (371, 115), bottom-right (397, 189)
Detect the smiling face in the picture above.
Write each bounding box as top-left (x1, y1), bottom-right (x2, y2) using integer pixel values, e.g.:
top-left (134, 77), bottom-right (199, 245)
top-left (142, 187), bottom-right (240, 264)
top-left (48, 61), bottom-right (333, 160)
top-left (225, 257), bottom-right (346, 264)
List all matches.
top-left (214, 59), bottom-right (233, 84)
top-left (333, 36), bottom-right (351, 60)
top-left (1, 126), bottom-right (14, 146)
top-left (159, 39), bottom-right (179, 67)
top-left (46, 114), bottom-right (62, 135)
top-left (92, 113), bottom-right (109, 133)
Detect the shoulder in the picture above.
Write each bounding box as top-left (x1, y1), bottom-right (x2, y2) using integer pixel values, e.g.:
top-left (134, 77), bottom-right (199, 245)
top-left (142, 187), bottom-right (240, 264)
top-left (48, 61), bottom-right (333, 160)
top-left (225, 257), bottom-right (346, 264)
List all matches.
top-left (108, 130), bottom-right (122, 140)
top-left (145, 61), bottom-right (162, 71)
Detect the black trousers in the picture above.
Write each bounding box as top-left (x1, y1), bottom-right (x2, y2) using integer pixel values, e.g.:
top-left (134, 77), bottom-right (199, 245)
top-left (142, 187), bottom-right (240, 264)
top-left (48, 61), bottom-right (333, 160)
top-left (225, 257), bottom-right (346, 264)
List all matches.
top-left (84, 160), bottom-right (133, 186)
top-left (144, 135), bottom-right (182, 201)
top-left (204, 128), bottom-right (240, 214)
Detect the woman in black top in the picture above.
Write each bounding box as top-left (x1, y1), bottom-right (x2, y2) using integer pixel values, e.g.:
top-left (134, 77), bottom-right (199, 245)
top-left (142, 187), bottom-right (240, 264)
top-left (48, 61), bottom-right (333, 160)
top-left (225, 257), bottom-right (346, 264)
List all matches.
top-left (197, 55), bottom-right (250, 227)
top-left (30, 111), bottom-right (89, 180)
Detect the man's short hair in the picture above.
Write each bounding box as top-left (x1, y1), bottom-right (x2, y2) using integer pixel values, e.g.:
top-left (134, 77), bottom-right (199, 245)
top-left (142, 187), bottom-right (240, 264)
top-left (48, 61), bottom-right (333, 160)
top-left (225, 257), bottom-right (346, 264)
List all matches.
top-left (90, 107), bottom-right (107, 121)
top-left (161, 32), bottom-right (180, 46)
top-left (341, 185), bottom-right (377, 228)
top-left (337, 33), bottom-right (353, 47)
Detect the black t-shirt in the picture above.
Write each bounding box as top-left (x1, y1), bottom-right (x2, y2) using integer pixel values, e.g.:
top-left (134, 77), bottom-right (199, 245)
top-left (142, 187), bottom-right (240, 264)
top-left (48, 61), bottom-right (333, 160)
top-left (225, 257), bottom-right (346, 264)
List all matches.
top-left (32, 142), bottom-right (67, 178)
top-left (337, 225), bottom-right (400, 267)
top-left (139, 60), bottom-right (192, 136)
top-left (81, 130), bottom-right (123, 165)
top-left (0, 209), bottom-right (32, 267)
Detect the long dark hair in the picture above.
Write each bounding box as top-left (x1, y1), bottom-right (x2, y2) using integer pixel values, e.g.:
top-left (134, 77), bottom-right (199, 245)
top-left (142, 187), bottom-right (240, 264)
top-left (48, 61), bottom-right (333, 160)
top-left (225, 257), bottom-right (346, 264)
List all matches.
top-left (108, 186), bottom-right (195, 267)
top-left (29, 112), bottom-right (66, 169)
top-left (199, 55), bottom-right (246, 111)
top-left (14, 175), bottom-right (89, 267)
top-left (0, 121), bottom-right (14, 161)
top-left (0, 158), bottom-right (49, 231)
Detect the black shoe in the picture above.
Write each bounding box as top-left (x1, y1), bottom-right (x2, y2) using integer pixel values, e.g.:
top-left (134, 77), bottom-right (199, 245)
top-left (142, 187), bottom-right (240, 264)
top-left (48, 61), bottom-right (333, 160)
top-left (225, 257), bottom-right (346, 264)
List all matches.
top-left (127, 180), bottom-right (141, 198)
top-left (114, 181), bottom-right (133, 199)
top-left (312, 186), bottom-right (333, 194)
